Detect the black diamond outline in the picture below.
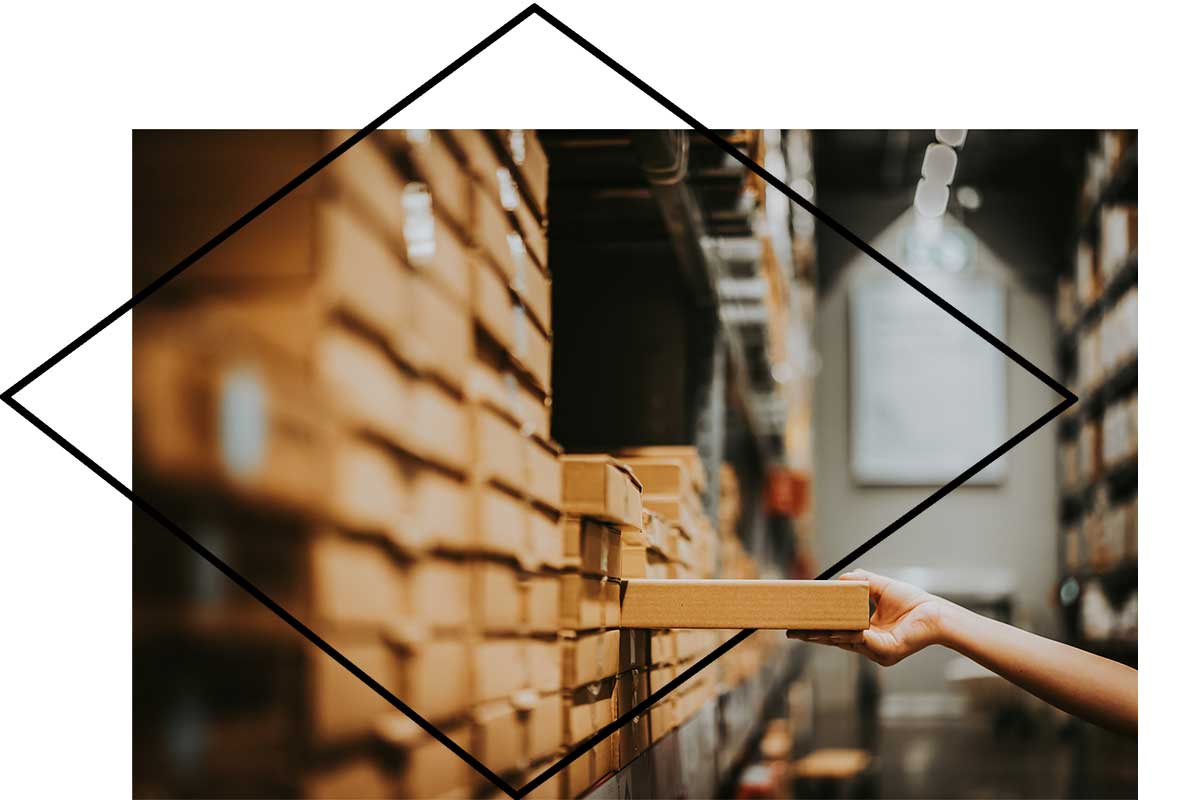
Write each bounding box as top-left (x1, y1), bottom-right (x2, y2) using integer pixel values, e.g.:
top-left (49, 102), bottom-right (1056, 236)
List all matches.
top-left (0, 4), bottom-right (1076, 798)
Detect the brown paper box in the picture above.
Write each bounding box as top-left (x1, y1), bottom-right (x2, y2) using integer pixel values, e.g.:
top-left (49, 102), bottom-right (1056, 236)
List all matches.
top-left (472, 639), bottom-right (529, 703)
top-left (406, 557), bottom-right (472, 632)
top-left (562, 517), bottom-right (622, 577)
top-left (525, 574), bottom-right (561, 634)
top-left (617, 446), bottom-right (706, 494)
top-left (473, 561), bottom-right (524, 634)
top-left (502, 129), bottom-right (549, 220)
top-left (561, 456), bottom-right (644, 530)
top-left (562, 629), bottom-right (622, 689)
top-left (560, 574), bottom-right (607, 631)
top-left (474, 406), bottom-right (526, 493)
top-left (614, 669), bottom-right (651, 767)
top-left (308, 636), bottom-right (397, 746)
top-left (310, 534), bottom-right (403, 630)
top-left (386, 130), bottom-right (474, 236)
top-left (524, 691), bottom-right (562, 763)
top-left (527, 639), bottom-right (563, 695)
top-left (527, 436), bottom-right (564, 511)
top-left (527, 506), bottom-right (565, 572)
top-left (474, 485), bottom-right (528, 561)
top-left (473, 700), bottom-right (524, 776)
top-left (620, 579), bottom-right (870, 630)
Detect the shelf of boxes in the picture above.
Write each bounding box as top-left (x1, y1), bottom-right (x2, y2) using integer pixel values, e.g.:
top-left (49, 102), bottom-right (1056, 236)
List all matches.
top-left (134, 128), bottom-right (806, 798)
top-left (1054, 130), bottom-right (1137, 665)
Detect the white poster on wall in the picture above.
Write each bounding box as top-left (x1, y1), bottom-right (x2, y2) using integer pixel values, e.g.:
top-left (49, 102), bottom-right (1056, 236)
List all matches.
top-left (849, 256), bottom-right (1007, 486)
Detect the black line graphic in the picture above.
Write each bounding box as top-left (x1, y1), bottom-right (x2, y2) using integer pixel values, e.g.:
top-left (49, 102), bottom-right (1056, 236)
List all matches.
top-left (2, 4), bottom-right (1075, 798)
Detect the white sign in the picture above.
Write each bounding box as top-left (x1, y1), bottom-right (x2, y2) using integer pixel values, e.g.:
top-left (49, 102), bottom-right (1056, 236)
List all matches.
top-left (849, 270), bottom-right (1007, 485)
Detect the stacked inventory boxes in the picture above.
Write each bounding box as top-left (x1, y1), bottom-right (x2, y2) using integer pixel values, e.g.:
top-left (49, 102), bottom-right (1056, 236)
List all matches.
top-left (133, 130), bottom-right (566, 799)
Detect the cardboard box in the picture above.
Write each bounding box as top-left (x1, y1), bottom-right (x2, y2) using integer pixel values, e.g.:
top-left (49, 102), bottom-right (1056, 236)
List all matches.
top-left (617, 446), bottom-right (706, 494)
top-left (527, 639), bottom-right (563, 694)
top-left (561, 456), bottom-right (644, 530)
top-left (466, 352), bottom-right (551, 441)
top-left (502, 129), bottom-right (549, 220)
top-left (473, 561), bottom-right (524, 634)
top-left (614, 669), bottom-right (651, 767)
top-left (527, 507), bottom-right (565, 572)
top-left (523, 691), bottom-right (562, 764)
top-left (133, 321), bottom-right (326, 514)
top-left (525, 574), bottom-right (561, 634)
top-left (405, 557), bottom-right (471, 632)
top-left (619, 580), bottom-right (870, 630)
top-left (376, 716), bottom-right (475, 799)
top-left (406, 462), bottom-right (473, 553)
top-left (472, 639), bottom-right (529, 703)
top-left (565, 679), bottom-right (616, 745)
top-left (617, 457), bottom-right (695, 497)
top-left (472, 700), bottom-right (524, 776)
top-left (474, 405), bottom-right (526, 493)
top-left (474, 484), bottom-right (528, 561)
top-left (384, 130), bottom-right (474, 237)
top-left (562, 630), bottom-right (622, 689)
top-left (642, 496), bottom-right (701, 542)
top-left (309, 534), bottom-right (403, 631)
top-left (305, 756), bottom-right (392, 800)
top-left (308, 636), bottom-right (398, 746)
top-left (326, 437), bottom-right (405, 542)
top-left (562, 517), bottom-right (623, 578)
top-left (330, 134), bottom-right (473, 305)
top-left (560, 575), bottom-right (622, 631)
top-left (527, 436), bottom-right (563, 511)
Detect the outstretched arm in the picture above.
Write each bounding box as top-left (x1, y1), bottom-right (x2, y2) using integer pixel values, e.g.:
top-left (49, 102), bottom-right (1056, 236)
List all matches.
top-left (790, 569), bottom-right (1137, 736)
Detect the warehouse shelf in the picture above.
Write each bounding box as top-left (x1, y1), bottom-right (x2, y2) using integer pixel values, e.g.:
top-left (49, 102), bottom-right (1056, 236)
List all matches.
top-left (1057, 254), bottom-right (1138, 352)
top-left (1074, 142), bottom-right (1138, 242)
top-left (1059, 456), bottom-right (1138, 520)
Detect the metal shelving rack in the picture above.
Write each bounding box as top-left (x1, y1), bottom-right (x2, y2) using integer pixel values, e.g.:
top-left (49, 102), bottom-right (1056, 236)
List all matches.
top-left (543, 130), bottom-right (809, 795)
top-left (1055, 135), bottom-right (1138, 667)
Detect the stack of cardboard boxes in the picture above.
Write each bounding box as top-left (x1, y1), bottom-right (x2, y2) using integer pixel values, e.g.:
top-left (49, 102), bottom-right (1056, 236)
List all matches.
top-left (133, 130), bottom-right (573, 798)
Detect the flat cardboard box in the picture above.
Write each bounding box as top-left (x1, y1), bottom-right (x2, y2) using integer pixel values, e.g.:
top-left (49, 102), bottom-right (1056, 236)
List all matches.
top-left (473, 700), bottom-right (524, 776)
top-left (308, 636), bottom-right (397, 746)
top-left (523, 691), bottom-right (562, 764)
top-left (473, 484), bottom-right (529, 561)
top-left (524, 574), bottom-right (561, 634)
top-left (465, 358), bottom-right (551, 442)
top-left (134, 320), bottom-right (326, 514)
top-left (562, 629), bottom-right (622, 689)
top-left (309, 534), bottom-right (403, 631)
top-left (560, 575), bottom-right (622, 631)
top-left (527, 436), bottom-right (563, 511)
top-left (617, 446), bottom-right (705, 494)
top-left (619, 580), bottom-right (870, 630)
top-left (472, 561), bottom-right (524, 634)
top-left (512, 305), bottom-right (552, 393)
top-left (561, 455), bottom-right (644, 530)
top-left (502, 129), bottom-right (549, 220)
top-left (642, 496), bottom-right (701, 542)
top-left (400, 638), bottom-right (473, 723)
top-left (305, 756), bottom-right (392, 800)
top-left (385, 130), bottom-right (474, 236)
top-left (614, 669), bottom-right (651, 767)
top-left (472, 639), bottom-right (529, 703)
top-left (526, 639), bottom-right (563, 694)
top-left (330, 132), bottom-right (473, 306)
top-left (617, 457), bottom-right (694, 498)
top-left (378, 716), bottom-right (476, 799)
top-left (527, 506), bottom-right (565, 572)
top-left (327, 436), bottom-right (407, 543)
top-left (405, 557), bottom-right (471, 632)
top-left (474, 405), bottom-right (526, 493)
top-left (650, 631), bottom-right (676, 666)
top-left (562, 517), bottom-right (623, 578)
top-left (407, 462), bottom-right (473, 553)
top-left (565, 679), bottom-right (616, 744)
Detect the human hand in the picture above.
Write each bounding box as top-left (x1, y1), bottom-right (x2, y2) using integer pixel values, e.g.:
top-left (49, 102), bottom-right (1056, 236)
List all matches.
top-left (788, 569), bottom-right (949, 666)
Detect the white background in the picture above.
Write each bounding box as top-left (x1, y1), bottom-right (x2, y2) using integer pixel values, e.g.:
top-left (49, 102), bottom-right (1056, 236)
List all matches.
top-left (0, 1), bottom-right (1185, 795)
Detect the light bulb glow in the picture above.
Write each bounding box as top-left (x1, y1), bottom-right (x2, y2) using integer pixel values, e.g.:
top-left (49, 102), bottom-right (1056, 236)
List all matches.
top-left (914, 178), bottom-right (949, 217)
top-left (922, 143), bottom-right (958, 184)
top-left (935, 129), bottom-right (968, 148)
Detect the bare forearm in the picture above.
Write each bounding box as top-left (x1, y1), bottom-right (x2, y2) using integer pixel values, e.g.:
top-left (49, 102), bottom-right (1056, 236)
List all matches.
top-left (937, 601), bottom-right (1137, 736)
